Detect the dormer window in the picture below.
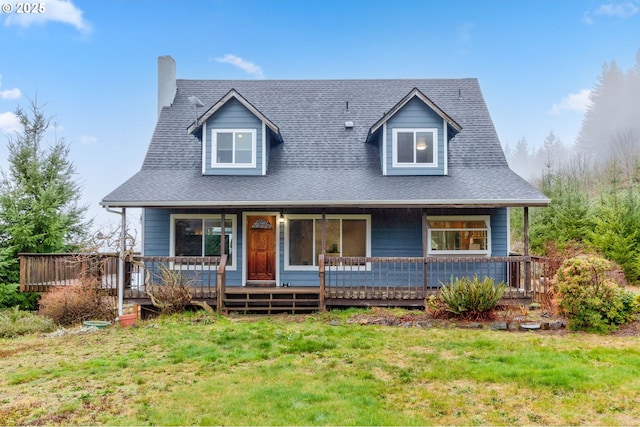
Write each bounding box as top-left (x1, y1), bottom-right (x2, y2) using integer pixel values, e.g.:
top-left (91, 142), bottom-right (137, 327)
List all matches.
top-left (393, 128), bottom-right (438, 167)
top-left (212, 129), bottom-right (256, 167)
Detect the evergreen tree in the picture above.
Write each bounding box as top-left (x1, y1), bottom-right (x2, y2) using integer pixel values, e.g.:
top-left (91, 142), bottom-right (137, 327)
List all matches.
top-left (0, 101), bottom-right (90, 288)
top-left (575, 56), bottom-right (640, 165)
top-left (529, 167), bottom-right (592, 253)
top-left (587, 186), bottom-right (640, 283)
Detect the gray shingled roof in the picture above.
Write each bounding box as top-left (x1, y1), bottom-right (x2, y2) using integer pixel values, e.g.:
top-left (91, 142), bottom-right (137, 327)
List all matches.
top-left (102, 78), bottom-right (549, 207)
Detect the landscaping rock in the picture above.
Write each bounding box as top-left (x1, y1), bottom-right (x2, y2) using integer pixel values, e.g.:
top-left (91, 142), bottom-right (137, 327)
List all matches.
top-left (490, 322), bottom-right (508, 331)
top-left (550, 321), bottom-right (566, 330)
top-left (466, 322), bottom-right (484, 329)
top-left (520, 323), bottom-right (541, 331)
top-left (541, 322), bottom-right (550, 330)
top-left (508, 323), bottom-right (520, 331)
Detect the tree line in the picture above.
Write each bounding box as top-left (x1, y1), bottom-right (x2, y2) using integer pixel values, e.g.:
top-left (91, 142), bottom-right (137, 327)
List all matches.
top-left (509, 52), bottom-right (640, 284)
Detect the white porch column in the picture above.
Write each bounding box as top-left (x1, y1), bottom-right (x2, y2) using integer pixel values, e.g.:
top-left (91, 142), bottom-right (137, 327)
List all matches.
top-left (118, 208), bottom-right (126, 317)
top-left (523, 206), bottom-right (531, 293)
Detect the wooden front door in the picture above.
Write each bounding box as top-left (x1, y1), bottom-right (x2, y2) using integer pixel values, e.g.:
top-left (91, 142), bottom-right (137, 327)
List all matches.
top-left (246, 215), bottom-right (276, 283)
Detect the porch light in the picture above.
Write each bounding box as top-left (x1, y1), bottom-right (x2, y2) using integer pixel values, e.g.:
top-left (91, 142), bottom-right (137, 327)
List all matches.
top-left (279, 212), bottom-right (284, 223)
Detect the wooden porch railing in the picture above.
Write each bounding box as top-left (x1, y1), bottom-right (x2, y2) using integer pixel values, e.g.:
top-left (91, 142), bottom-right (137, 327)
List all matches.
top-left (21, 253), bottom-right (549, 311)
top-left (124, 256), bottom-right (226, 303)
top-left (19, 254), bottom-right (227, 306)
top-left (19, 253), bottom-right (119, 292)
top-left (318, 255), bottom-right (551, 309)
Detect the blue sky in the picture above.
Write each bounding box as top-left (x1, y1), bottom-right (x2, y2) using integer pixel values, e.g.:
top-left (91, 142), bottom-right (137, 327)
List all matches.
top-left (1, 0), bottom-right (639, 233)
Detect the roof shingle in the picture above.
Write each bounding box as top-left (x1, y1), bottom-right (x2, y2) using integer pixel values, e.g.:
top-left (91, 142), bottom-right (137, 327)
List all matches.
top-left (102, 78), bottom-right (549, 207)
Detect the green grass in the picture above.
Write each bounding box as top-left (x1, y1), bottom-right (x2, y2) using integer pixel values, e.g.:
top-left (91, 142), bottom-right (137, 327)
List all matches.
top-left (1, 310), bottom-right (640, 425)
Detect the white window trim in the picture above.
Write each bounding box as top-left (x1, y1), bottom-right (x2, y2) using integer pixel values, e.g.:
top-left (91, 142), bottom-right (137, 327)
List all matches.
top-left (211, 128), bottom-right (257, 168)
top-left (426, 215), bottom-right (491, 257)
top-left (170, 213), bottom-right (238, 270)
top-left (284, 214), bottom-right (371, 271)
top-left (392, 128), bottom-right (438, 168)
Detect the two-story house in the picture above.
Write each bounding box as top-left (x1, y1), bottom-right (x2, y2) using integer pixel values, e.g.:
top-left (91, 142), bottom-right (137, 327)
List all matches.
top-left (101, 56), bottom-right (549, 313)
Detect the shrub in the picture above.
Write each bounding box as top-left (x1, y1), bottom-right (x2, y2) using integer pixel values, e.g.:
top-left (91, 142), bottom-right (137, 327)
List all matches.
top-left (146, 265), bottom-right (193, 315)
top-left (0, 283), bottom-right (40, 310)
top-left (435, 276), bottom-right (506, 320)
top-left (39, 277), bottom-right (116, 326)
top-left (0, 307), bottom-right (55, 338)
top-left (554, 255), bottom-right (640, 333)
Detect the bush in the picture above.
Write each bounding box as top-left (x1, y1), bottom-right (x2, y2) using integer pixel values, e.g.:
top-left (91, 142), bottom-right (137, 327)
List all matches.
top-left (146, 264), bottom-right (193, 315)
top-left (0, 307), bottom-right (55, 338)
top-left (38, 277), bottom-right (116, 326)
top-left (0, 283), bottom-right (40, 310)
top-left (432, 276), bottom-right (506, 320)
top-left (554, 255), bottom-right (640, 333)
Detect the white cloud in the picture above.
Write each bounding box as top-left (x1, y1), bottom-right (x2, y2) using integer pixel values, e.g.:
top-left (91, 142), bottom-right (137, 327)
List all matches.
top-left (0, 111), bottom-right (21, 134)
top-left (584, 1), bottom-right (639, 23)
top-left (214, 54), bottom-right (265, 79)
top-left (0, 88), bottom-right (21, 100)
top-left (3, 0), bottom-right (91, 33)
top-left (79, 135), bottom-right (98, 145)
top-left (549, 89), bottom-right (592, 116)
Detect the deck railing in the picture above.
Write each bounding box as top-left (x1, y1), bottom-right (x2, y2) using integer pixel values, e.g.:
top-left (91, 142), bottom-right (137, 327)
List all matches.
top-left (20, 253), bottom-right (549, 310)
top-left (19, 253), bottom-right (119, 292)
top-left (124, 256), bottom-right (226, 303)
top-left (319, 255), bottom-right (551, 309)
top-left (19, 254), bottom-right (227, 305)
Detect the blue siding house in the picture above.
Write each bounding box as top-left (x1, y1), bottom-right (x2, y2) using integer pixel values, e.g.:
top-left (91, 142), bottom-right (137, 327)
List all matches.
top-left (101, 56), bottom-right (549, 312)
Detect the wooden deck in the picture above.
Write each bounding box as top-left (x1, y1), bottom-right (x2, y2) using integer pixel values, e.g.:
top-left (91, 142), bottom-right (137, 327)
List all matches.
top-left (20, 253), bottom-right (551, 313)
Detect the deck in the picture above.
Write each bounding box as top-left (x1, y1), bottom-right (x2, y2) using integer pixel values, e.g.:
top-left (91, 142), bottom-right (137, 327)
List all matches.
top-left (20, 253), bottom-right (551, 313)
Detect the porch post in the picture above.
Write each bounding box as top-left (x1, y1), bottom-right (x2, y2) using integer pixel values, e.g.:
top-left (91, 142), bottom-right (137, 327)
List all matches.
top-left (321, 210), bottom-right (326, 258)
top-left (421, 209), bottom-right (427, 292)
top-left (220, 211), bottom-right (226, 257)
top-left (118, 208), bottom-right (126, 317)
top-left (321, 210), bottom-right (327, 312)
top-left (219, 211), bottom-right (226, 312)
top-left (523, 206), bottom-right (531, 294)
top-left (319, 254), bottom-right (326, 311)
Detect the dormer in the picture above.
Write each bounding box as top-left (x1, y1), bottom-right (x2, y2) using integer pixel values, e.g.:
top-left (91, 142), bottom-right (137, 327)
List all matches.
top-left (367, 88), bottom-right (461, 176)
top-left (187, 89), bottom-right (282, 176)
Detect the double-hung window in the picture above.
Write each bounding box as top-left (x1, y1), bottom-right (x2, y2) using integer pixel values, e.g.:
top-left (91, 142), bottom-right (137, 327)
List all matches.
top-left (171, 214), bottom-right (236, 268)
top-left (393, 128), bottom-right (437, 167)
top-left (286, 215), bottom-right (370, 270)
top-left (212, 129), bottom-right (256, 167)
top-left (427, 216), bottom-right (490, 256)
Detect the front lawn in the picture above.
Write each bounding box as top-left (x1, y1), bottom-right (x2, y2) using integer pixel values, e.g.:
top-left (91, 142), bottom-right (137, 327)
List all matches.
top-left (1, 310), bottom-right (640, 425)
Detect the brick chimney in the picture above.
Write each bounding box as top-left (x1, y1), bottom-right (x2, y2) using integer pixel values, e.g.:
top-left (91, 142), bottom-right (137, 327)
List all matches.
top-left (157, 55), bottom-right (177, 118)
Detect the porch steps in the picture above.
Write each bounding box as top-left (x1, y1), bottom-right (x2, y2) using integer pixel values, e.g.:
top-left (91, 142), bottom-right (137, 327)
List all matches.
top-left (223, 287), bottom-right (320, 314)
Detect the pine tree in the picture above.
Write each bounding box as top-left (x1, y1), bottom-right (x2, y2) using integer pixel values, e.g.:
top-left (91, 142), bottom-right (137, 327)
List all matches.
top-left (575, 56), bottom-right (640, 165)
top-left (529, 167), bottom-right (592, 253)
top-left (587, 186), bottom-right (640, 282)
top-left (0, 101), bottom-right (90, 287)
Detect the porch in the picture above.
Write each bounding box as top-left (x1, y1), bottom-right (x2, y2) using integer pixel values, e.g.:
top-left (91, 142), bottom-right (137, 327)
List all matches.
top-left (20, 253), bottom-right (551, 313)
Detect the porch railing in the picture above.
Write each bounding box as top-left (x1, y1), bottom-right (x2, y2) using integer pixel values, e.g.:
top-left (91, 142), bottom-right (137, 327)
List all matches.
top-left (20, 253), bottom-right (549, 310)
top-left (318, 255), bottom-right (551, 309)
top-left (19, 254), bottom-right (227, 306)
top-left (124, 256), bottom-right (226, 302)
top-left (19, 253), bottom-right (119, 292)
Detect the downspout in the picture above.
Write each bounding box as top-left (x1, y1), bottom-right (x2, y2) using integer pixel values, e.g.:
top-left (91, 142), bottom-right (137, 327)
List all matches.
top-left (106, 207), bottom-right (126, 317)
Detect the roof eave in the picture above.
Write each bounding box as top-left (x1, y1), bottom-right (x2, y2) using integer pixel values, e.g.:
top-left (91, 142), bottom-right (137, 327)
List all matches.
top-left (101, 198), bottom-right (551, 209)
